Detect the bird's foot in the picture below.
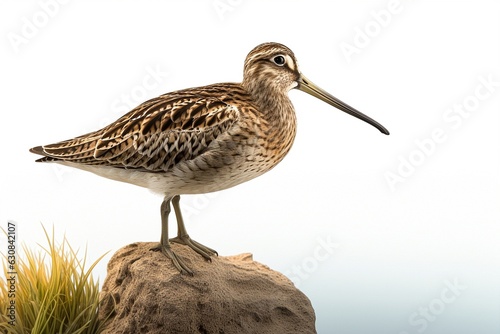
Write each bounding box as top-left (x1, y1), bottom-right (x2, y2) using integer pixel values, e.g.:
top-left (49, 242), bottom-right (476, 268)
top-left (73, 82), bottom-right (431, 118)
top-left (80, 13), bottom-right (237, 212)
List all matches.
top-left (150, 243), bottom-right (194, 276)
top-left (170, 235), bottom-right (218, 261)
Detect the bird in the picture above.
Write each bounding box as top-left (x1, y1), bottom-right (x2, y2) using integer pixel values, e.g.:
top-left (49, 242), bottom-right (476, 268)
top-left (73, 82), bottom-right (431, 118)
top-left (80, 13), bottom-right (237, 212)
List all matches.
top-left (30, 42), bottom-right (389, 275)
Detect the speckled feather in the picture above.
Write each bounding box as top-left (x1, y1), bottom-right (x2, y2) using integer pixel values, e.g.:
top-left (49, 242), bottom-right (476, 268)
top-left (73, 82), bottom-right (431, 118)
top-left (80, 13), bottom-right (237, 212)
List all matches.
top-left (33, 86), bottom-right (250, 171)
top-left (30, 43), bottom-right (299, 194)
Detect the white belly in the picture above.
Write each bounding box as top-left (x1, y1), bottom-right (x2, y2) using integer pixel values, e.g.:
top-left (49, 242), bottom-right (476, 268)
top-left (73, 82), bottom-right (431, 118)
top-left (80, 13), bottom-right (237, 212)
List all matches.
top-left (59, 155), bottom-right (271, 196)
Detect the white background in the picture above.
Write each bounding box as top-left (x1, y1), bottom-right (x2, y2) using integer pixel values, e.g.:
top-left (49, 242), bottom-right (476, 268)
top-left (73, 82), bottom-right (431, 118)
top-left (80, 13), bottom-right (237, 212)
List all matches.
top-left (1, 1), bottom-right (499, 333)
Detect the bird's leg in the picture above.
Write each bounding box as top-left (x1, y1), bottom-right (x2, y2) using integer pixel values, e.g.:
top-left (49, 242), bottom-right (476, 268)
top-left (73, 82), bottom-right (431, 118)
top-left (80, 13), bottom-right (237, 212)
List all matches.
top-left (169, 195), bottom-right (218, 260)
top-left (150, 196), bottom-right (194, 275)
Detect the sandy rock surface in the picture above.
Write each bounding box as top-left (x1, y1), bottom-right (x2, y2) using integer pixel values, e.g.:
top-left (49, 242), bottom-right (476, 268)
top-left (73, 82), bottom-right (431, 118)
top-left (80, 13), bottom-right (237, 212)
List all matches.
top-left (99, 242), bottom-right (316, 334)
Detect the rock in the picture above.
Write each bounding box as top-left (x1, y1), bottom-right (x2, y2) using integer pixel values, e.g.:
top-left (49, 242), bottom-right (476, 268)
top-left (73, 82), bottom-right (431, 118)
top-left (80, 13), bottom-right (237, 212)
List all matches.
top-left (98, 242), bottom-right (316, 334)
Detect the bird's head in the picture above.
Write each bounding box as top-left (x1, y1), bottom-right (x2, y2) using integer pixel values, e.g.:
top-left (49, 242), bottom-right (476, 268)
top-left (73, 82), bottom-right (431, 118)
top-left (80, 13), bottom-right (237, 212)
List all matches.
top-left (243, 42), bottom-right (389, 135)
top-left (243, 42), bottom-right (300, 94)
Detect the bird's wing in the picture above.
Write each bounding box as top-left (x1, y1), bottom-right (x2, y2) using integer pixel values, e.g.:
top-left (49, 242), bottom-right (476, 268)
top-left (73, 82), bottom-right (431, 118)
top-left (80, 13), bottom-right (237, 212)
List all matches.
top-left (30, 86), bottom-right (241, 172)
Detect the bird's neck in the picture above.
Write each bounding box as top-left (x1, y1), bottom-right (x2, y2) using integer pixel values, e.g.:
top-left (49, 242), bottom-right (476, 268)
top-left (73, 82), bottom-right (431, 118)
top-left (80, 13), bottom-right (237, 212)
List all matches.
top-left (243, 82), bottom-right (297, 161)
top-left (243, 81), bottom-right (294, 122)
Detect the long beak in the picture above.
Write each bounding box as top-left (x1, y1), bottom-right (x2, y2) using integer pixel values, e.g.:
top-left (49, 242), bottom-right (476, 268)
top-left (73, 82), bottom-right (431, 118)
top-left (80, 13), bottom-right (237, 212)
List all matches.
top-left (297, 74), bottom-right (389, 135)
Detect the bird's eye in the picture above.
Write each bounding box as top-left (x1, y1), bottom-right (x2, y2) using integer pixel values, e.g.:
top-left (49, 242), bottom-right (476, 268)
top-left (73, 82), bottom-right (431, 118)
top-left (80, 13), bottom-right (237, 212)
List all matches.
top-left (272, 55), bottom-right (286, 66)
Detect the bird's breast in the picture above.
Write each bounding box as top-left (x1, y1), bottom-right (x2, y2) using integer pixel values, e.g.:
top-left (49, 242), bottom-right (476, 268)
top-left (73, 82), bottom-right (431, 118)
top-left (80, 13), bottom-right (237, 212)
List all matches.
top-left (222, 100), bottom-right (298, 179)
top-left (152, 104), bottom-right (297, 196)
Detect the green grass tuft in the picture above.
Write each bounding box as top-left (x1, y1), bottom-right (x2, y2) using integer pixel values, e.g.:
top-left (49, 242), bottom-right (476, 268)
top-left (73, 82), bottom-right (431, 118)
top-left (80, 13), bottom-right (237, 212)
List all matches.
top-left (0, 226), bottom-right (107, 334)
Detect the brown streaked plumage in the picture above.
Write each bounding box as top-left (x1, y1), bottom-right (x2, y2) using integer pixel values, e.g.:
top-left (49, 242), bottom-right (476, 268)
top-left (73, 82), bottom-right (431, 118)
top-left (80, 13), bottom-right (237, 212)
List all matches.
top-left (30, 42), bottom-right (389, 275)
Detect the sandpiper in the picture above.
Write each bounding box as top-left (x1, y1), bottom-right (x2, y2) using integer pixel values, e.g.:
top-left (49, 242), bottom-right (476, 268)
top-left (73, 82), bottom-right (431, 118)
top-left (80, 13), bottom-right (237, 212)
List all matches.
top-left (30, 42), bottom-right (389, 275)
